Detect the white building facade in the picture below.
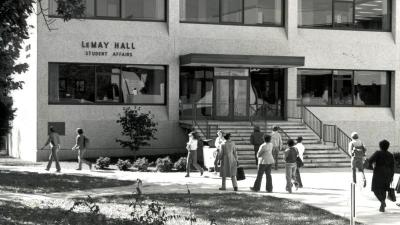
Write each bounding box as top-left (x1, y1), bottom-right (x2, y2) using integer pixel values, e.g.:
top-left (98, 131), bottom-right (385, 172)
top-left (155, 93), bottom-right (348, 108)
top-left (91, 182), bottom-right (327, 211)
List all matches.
top-left (10, 0), bottom-right (400, 161)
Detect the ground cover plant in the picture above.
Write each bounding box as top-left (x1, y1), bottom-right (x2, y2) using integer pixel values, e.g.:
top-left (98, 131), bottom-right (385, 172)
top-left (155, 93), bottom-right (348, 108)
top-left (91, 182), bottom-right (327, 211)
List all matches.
top-left (0, 170), bottom-right (135, 194)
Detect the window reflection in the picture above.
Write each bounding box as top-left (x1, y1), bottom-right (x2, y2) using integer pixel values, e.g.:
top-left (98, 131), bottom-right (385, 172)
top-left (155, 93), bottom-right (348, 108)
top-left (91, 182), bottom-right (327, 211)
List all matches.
top-left (298, 69), bottom-right (391, 107)
top-left (334, 1), bottom-right (354, 28)
top-left (96, 0), bottom-right (120, 17)
top-left (355, 0), bottom-right (391, 31)
top-left (298, 0), bottom-right (333, 28)
top-left (180, 0), bottom-right (220, 23)
top-left (221, 0), bottom-right (243, 23)
top-left (244, 0), bottom-right (283, 25)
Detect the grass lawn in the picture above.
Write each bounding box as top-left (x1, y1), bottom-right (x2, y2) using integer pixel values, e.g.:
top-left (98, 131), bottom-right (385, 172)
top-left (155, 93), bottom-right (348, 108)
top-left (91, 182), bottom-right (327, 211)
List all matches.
top-left (0, 170), bottom-right (135, 193)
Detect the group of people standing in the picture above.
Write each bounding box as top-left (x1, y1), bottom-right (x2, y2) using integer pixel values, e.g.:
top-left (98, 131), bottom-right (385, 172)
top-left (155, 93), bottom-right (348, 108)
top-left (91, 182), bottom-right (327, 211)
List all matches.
top-left (41, 127), bottom-right (92, 172)
top-left (184, 125), bottom-right (305, 193)
top-left (249, 126), bottom-right (305, 193)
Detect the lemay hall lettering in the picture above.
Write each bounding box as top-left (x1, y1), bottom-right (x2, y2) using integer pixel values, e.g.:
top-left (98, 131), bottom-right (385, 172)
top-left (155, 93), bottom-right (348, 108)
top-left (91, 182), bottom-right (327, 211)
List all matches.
top-left (81, 41), bottom-right (135, 57)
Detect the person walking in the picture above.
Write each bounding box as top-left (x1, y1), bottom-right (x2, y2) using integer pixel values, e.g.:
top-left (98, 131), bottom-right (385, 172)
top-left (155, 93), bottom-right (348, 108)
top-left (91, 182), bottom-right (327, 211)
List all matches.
top-left (284, 139), bottom-right (299, 193)
top-left (348, 132), bottom-right (367, 187)
top-left (185, 132), bottom-right (204, 177)
top-left (250, 126), bottom-right (264, 165)
top-left (250, 134), bottom-right (274, 192)
top-left (271, 126), bottom-right (282, 170)
top-left (213, 130), bottom-right (225, 173)
top-left (40, 126), bottom-right (61, 172)
top-left (294, 136), bottom-right (305, 188)
top-left (72, 128), bottom-right (92, 170)
top-left (368, 140), bottom-right (395, 212)
top-left (219, 133), bottom-right (239, 191)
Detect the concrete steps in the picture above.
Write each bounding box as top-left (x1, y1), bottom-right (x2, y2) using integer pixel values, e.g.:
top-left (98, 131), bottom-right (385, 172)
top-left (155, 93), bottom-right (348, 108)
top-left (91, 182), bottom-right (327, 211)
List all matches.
top-left (180, 120), bottom-right (350, 169)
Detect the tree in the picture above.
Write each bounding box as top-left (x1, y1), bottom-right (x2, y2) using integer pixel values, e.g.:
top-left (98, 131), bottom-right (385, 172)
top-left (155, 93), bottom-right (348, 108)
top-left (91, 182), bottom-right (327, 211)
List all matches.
top-left (116, 107), bottom-right (158, 153)
top-left (0, 0), bottom-right (85, 136)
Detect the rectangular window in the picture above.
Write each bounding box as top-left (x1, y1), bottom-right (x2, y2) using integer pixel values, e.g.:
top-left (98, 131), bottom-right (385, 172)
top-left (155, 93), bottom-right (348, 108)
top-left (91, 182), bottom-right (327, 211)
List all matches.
top-left (298, 0), bottom-right (391, 31)
top-left (96, 0), bottom-right (120, 17)
top-left (49, 63), bottom-right (166, 105)
top-left (121, 0), bottom-right (165, 20)
top-left (354, 71), bottom-right (390, 106)
top-left (180, 0), bottom-right (284, 26)
top-left (244, 0), bottom-right (283, 26)
top-left (298, 70), bottom-right (332, 105)
top-left (180, 0), bottom-right (220, 23)
top-left (355, 0), bottom-right (391, 31)
top-left (334, 0), bottom-right (354, 28)
top-left (121, 65), bottom-right (166, 104)
top-left (298, 0), bottom-right (333, 28)
top-left (298, 69), bottom-right (391, 107)
top-left (49, 0), bottom-right (166, 21)
top-left (221, 0), bottom-right (243, 23)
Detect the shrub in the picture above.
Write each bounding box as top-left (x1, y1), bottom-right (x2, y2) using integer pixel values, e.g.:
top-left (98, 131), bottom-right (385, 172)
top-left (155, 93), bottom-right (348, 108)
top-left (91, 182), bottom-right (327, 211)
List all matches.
top-left (116, 107), bottom-right (158, 152)
top-left (156, 156), bottom-right (173, 172)
top-left (133, 157), bottom-right (149, 172)
top-left (174, 157), bottom-right (187, 172)
top-left (116, 159), bottom-right (132, 171)
top-left (95, 157), bottom-right (111, 170)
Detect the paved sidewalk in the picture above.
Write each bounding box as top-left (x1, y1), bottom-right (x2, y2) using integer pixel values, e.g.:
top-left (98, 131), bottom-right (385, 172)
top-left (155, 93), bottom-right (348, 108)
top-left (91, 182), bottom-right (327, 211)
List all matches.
top-left (0, 159), bottom-right (399, 225)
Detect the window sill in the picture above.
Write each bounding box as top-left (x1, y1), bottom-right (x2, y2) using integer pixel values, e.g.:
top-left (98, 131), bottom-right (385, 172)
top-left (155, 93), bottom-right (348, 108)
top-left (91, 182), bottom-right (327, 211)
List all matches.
top-left (49, 15), bottom-right (166, 23)
top-left (180, 21), bottom-right (284, 28)
top-left (298, 26), bottom-right (391, 33)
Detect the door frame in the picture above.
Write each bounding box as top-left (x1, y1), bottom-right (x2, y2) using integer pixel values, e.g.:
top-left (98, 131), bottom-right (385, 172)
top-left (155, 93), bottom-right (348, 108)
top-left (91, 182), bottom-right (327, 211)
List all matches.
top-left (213, 76), bottom-right (250, 121)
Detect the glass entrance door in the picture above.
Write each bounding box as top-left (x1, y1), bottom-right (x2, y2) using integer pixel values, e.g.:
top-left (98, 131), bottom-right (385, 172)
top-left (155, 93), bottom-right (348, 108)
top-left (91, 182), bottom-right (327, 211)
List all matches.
top-left (214, 68), bottom-right (249, 120)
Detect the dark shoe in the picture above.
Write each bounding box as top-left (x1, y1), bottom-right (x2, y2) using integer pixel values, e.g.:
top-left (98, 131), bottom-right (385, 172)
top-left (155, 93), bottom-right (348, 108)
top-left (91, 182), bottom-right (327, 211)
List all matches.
top-left (396, 203), bottom-right (400, 207)
top-left (219, 187), bottom-right (226, 191)
top-left (233, 187), bottom-right (238, 191)
top-left (294, 183), bottom-right (299, 191)
top-left (250, 187), bottom-right (259, 192)
top-left (76, 168), bottom-right (82, 170)
top-left (299, 185), bottom-right (303, 188)
top-left (286, 187), bottom-right (292, 193)
top-left (200, 170), bottom-right (204, 176)
top-left (379, 205), bottom-right (385, 212)
top-left (266, 190), bottom-right (272, 193)
top-left (56, 170), bottom-right (61, 173)
top-left (89, 163), bottom-right (93, 170)
top-left (45, 168), bottom-right (50, 171)
top-left (185, 174), bottom-right (189, 177)
top-left (363, 179), bottom-right (367, 188)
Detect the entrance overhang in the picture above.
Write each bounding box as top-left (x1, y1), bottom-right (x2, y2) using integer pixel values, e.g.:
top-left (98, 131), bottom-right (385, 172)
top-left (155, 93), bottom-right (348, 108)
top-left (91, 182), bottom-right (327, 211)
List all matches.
top-left (180, 53), bottom-right (305, 68)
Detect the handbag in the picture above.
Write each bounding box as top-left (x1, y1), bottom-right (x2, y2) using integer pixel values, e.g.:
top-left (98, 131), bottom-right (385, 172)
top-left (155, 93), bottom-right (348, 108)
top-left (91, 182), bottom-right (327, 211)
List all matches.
top-left (236, 166), bottom-right (246, 181)
top-left (388, 182), bottom-right (397, 202)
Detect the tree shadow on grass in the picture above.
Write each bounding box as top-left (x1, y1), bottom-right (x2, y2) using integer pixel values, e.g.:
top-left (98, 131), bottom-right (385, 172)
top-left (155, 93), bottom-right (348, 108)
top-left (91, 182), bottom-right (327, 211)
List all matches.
top-left (0, 170), bottom-right (135, 194)
top-left (0, 200), bottom-right (132, 225)
top-left (85, 193), bottom-right (364, 225)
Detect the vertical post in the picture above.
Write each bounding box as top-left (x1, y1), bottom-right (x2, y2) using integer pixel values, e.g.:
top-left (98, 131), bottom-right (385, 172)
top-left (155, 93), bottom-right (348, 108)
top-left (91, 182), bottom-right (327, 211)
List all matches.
top-left (350, 183), bottom-right (356, 225)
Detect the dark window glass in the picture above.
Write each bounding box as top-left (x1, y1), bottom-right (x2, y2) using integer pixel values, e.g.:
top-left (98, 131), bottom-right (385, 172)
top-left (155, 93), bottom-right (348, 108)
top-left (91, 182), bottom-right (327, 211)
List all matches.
top-left (96, 0), bottom-right (120, 17)
top-left (354, 71), bottom-right (390, 106)
top-left (298, 0), bottom-right (333, 28)
top-left (334, 0), bottom-right (354, 28)
top-left (333, 70), bottom-right (353, 105)
top-left (244, 0), bottom-right (283, 25)
top-left (121, 65), bottom-right (166, 104)
top-left (122, 0), bottom-right (165, 20)
top-left (49, 63), bottom-right (166, 105)
top-left (85, 0), bottom-right (96, 17)
top-left (221, 0), bottom-right (243, 23)
top-left (298, 70), bottom-right (332, 105)
top-left (49, 64), bottom-right (96, 104)
top-left (95, 65), bottom-right (121, 103)
top-left (355, 0), bottom-right (391, 31)
top-left (179, 67), bottom-right (213, 118)
top-left (180, 0), bottom-right (220, 23)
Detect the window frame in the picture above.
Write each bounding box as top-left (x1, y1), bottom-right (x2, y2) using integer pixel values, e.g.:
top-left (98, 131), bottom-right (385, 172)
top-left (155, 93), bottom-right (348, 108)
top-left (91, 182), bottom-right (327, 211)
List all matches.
top-left (48, 0), bottom-right (168, 22)
top-left (298, 68), bottom-right (392, 107)
top-left (179, 0), bottom-right (285, 27)
top-left (48, 62), bottom-right (168, 106)
top-left (298, 0), bottom-right (392, 32)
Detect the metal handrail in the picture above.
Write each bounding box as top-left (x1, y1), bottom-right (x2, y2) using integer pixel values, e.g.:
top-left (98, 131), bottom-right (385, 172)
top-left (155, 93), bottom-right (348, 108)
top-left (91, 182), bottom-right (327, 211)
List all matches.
top-left (337, 128), bottom-right (352, 157)
top-left (323, 124), bottom-right (336, 144)
top-left (302, 107), bottom-right (323, 139)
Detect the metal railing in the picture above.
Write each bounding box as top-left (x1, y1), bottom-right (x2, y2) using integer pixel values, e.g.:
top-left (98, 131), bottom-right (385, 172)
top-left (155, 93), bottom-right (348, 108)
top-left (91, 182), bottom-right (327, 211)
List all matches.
top-left (286, 99), bottom-right (351, 158)
top-left (337, 128), bottom-right (351, 157)
top-left (323, 124), bottom-right (336, 144)
top-left (302, 107), bottom-right (323, 140)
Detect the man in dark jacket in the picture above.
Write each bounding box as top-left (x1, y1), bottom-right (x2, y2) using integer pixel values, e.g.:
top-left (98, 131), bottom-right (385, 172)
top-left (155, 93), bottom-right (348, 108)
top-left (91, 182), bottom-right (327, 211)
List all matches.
top-left (368, 139), bottom-right (395, 212)
top-left (250, 126), bottom-right (264, 165)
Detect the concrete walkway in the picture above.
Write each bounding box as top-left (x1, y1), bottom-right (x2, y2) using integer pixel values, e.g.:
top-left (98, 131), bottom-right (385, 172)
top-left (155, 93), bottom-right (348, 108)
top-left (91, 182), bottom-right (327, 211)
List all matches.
top-left (0, 160), bottom-right (399, 225)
